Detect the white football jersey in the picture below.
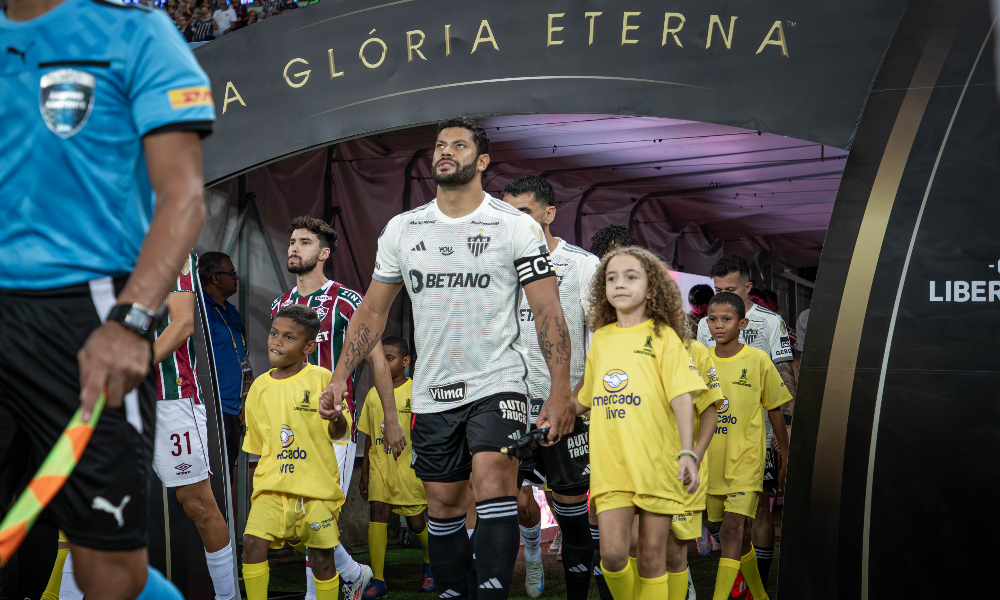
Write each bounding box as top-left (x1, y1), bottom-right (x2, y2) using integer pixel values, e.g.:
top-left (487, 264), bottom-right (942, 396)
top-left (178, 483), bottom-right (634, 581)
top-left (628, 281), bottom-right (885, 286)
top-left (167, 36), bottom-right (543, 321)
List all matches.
top-left (697, 302), bottom-right (792, 364)
top-left (373, 194), bottom-right (555, 414)
top-left (518, 240), bottom-right (599, 419)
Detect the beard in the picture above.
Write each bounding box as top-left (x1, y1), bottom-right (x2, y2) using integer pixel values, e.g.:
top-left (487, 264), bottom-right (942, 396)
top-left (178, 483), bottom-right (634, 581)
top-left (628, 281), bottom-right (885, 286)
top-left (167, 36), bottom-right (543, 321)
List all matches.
top-left (433, 158), bottom-right (478, 188)
top-left (287, 254), bottom-right (319, 274)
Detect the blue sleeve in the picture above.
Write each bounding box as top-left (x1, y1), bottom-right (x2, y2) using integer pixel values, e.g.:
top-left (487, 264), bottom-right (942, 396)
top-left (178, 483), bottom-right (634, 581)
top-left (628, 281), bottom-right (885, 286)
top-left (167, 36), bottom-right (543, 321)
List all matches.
top-left (129, 10), bottom-right (215, 137)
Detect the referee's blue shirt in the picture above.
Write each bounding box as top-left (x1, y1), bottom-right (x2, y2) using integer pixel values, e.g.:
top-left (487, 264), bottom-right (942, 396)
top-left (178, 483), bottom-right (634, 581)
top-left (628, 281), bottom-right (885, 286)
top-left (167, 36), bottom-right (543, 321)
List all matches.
top-left (0, 0), bottom-right (215, 290)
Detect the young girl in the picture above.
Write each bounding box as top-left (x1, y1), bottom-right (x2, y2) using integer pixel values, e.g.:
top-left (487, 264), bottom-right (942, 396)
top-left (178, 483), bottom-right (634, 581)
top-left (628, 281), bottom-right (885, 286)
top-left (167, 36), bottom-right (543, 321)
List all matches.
top-left (575, 246), bottom-right (708, 600)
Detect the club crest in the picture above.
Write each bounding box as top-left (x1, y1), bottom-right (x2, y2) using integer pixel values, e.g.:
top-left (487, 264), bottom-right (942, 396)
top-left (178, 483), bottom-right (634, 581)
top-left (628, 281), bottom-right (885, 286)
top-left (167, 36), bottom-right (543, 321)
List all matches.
top-left (40, 69), bottom-right (95, 139)
top-left (467, 233), bottom-right (490, 257)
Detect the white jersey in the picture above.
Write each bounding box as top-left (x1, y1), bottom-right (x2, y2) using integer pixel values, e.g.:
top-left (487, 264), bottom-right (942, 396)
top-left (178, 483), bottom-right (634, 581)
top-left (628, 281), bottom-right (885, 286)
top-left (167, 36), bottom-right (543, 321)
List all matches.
top-left (373, 194), bottom-right (555, 414)
top-left (518, 240), bottom-right (599, 418)
top-left (697, 302), bottom-right (793, 364)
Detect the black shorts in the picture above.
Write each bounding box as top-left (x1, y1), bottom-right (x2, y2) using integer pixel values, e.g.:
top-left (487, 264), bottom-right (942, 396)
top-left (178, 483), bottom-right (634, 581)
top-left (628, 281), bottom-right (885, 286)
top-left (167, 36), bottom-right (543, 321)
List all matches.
top-left (411, 393), bottom-right (529, 483)
top-left (222, 411), bottom-right (242, 471)
top-left (0, 277), bottom-right (155, 551)
top-left (763, 445), bottom-right (782, 495)
top-left (518, 416), bottom-right (590, 496)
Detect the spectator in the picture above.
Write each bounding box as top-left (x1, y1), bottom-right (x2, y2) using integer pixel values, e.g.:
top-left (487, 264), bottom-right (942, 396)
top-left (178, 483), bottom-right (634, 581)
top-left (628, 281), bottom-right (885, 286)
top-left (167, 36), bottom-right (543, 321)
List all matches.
top-left (228, 0), bottom-right (248, 30)
top-left (199, 252), bottom-right (250, 474)
top-left (175, 14), bottom-right (194, 41)
top-left (245, 9), bottom-right (258, 24)
top-left (261, 0), bottom-right (282, 18)
top-left (687, 283), bottom-right (713, 335)
top-left (212, 0), bottom-right (237, 36)
top-left (189, 2), bottom-right (218, 41)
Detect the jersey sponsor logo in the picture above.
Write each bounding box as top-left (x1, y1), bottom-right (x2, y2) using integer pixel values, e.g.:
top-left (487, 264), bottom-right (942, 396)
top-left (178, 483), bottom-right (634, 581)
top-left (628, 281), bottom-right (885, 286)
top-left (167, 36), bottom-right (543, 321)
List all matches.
top-left (566, 430), bottom-right (588, 458)
top-left (515, 255), bottom-right (554, 285)
top-left (780, 336), bottom-right (791, 349)
top-left (167, 85), bottom-right (213, 109)
top-left (439, 246), bottom-right (454, 255)
top-left (408, 269), bottom-right (491, 294)
top-left (412, 241), bottom-right (427, 251)
top-left (469, 219), bottom-right (500, 226)
top-left (39, 69), bottom-right (95, 139)
top-left (315, 295), bottom-right (333, 302)
top-left (428, 381), bottom-right (467, 402)
top-left (602, 369), bottom-right (629, 393)
top-left (716, 397), bottom-right (737, 433)
top-left (181, 258), bottom-right (191, 276)
top-left (519, 307), bottom-right (535, 322)
top-left (280, 425), bottom-right (295, 448)
top-left (498, 398), bottom-right (527, 423)
top-left (468, 233), bottom-right (491, 257)
top-left (408, 220), bottom-right (437, 225)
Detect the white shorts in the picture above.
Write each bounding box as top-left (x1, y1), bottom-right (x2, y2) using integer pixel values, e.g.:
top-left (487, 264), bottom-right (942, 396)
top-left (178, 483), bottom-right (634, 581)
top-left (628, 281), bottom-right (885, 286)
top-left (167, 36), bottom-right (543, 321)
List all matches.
top-left (153, 398), bottom-right (212, 487)
top-left (335, 438), bottom-right (356, 493)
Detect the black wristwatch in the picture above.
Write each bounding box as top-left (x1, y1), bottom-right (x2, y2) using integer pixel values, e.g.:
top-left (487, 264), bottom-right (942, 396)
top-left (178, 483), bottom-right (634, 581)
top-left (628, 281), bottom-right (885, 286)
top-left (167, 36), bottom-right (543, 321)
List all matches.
top-left (107, 303), bottom-right (166, 342)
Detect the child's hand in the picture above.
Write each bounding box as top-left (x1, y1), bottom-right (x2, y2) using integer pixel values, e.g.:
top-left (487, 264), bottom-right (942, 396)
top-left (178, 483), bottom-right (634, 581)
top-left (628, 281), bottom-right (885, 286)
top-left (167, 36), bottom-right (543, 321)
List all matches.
top-left (678, 455), bottom-right (700, 494)
top-left (319, 396), bottom-right (343, 421)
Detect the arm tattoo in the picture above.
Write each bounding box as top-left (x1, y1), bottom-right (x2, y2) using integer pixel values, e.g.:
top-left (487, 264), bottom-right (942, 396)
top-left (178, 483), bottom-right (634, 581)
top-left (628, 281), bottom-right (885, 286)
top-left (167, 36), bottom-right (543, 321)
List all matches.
top-left (536, 313), bottom-right (571, 367)
top-left (776, 361), bottom-right (796, 416)
top-left (343, 323), bottom-right (379, 374)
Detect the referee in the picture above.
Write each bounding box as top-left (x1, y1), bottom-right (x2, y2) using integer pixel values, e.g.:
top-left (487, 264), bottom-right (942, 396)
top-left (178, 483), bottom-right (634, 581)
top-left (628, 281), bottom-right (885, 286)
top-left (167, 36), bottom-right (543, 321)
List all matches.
top-left (0, 1), bottom-right (214, 599)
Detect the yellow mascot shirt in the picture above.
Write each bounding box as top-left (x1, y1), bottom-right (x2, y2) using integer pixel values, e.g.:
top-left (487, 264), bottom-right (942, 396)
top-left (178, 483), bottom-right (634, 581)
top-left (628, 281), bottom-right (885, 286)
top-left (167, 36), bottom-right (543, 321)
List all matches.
top-left (358, 378), bottom-right (426, 507)
top-left (685, 340), bottom-right (726, 511)
top-left (706, 345), bottom-right (792, 495)
top-left (243, 364), bottom-right (350, 504)
top-left (579, 320), bottom-right (707, 503)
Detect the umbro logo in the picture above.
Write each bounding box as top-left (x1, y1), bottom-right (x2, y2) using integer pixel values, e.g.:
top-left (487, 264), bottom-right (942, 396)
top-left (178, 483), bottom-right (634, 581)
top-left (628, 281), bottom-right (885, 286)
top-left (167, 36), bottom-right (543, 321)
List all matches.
top-left (175, 463), bottom-right (193, 471)
top-left (569, 564), bottom-right (588, 573)
top-left (412, 241), bottom-right (427, 251)
top-left (479, 578), bottom-right (502, 589)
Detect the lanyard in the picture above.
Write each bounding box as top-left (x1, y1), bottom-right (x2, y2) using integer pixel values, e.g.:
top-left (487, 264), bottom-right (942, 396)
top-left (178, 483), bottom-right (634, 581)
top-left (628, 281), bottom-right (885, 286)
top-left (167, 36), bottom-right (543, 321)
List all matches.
top-left (211, 303), bottom-right (248, 356)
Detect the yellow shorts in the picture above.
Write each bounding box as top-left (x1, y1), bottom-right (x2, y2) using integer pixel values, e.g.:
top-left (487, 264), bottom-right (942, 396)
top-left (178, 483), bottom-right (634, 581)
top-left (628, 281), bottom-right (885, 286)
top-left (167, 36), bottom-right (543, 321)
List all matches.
top-left (593, 491), bottom-right (685, 516)
top-left (246, 491), bottom-right (341, 550)
top-left (58, 530), bottom-right (68, 544)
top-left (671, 511), bottom-right (702, 540)
top-left (706, 491), bottom-right (759, 522)
top-left (391, 504), bottom-right (426, 518)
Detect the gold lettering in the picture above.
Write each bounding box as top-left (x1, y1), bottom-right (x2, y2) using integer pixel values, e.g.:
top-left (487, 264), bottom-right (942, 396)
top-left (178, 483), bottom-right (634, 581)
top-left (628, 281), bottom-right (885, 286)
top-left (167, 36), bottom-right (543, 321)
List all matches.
top-left (662, 12), bottom-right (685, 47)
top-left (585, 11), bottom-right (602, 45)
top-left (622, 12), bottom-right (640, 45)
top-left (282, 58), bottom-right (310, 88)
top-left (327, 49), bottom-right (344, 78)
top-left (222, 81), bottom-right (244, 114)
top-left (707, 15), bottom-right (737, 49)
top-left (471, 19), bottom-right (499, 53)
top-left (360, 29), bottom-right (387, 68)
top-left (547, 13), bottom-right (565, 46)
top-left (407, 30), bottom-right (427, 61)
top-left (445, 24), bottom-right (451, 56)
top-left (756, 21), bottom-right (788, 57)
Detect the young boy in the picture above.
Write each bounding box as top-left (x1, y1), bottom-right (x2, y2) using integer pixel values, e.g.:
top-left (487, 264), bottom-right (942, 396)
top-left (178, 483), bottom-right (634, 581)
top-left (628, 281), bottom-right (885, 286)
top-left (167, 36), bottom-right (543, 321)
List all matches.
top-left (704, 293), bottom-right (791, 600)
top-left (241, 306), bottom-right (353, 600)
top-left (357, 336), bottom-right (435, 598)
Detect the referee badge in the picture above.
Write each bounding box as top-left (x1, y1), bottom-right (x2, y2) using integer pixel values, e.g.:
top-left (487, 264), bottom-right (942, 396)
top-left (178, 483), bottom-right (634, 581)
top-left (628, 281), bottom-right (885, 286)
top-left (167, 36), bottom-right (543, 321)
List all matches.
top-left (39, 69), bottom-right (95, 139)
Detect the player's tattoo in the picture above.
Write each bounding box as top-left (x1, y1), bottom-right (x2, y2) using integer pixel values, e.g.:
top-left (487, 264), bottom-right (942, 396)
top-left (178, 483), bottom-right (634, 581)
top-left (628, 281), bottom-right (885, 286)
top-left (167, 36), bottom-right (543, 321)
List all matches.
top-left (776, 361), bottom-right (796, 416)
top-left (343, 323), bottom-right (379, 374)
top-left (537, 317), bottom-right (553, 362)
top-left (536, 313), bottom-right (571, 367)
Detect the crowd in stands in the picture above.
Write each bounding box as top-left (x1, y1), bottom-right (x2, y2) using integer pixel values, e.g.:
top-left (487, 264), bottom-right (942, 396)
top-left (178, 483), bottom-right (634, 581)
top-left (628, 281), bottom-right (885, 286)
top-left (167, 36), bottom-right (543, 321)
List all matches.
top-left (137, 0), bottom-right (312, 42)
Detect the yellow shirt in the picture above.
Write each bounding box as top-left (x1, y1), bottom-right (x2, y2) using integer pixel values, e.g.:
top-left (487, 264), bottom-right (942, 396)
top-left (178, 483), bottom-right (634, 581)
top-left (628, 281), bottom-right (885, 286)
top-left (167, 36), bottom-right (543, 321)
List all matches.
top-left (243, 364), bottom-right (350, 504)
top-left (357, 378), bottom-right (426, 506)
top-left (579, 320), bottom-right (708, 503)
top-left (706, 344), bottom-right (792, 495)
top-left (686, 340), bottom-right (725, 511)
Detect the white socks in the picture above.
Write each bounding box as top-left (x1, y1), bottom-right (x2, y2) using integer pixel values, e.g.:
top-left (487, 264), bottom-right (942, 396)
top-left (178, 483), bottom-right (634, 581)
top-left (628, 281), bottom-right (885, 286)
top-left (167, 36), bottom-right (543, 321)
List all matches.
top-left (205, 544), bottom-right (237, 600)
top-left (60, 552), bottom-right (84, 600)
top-left (305, 564), bottom-right (317, 600)
top-left (519, 523), bottom-right (542, 562)
top-left (335, 544), bottom-right (363, 582)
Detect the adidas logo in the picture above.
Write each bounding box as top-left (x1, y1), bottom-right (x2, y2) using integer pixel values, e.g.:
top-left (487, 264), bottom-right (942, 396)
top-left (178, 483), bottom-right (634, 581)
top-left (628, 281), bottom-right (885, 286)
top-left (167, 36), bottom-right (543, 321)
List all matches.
top-left (593, 566), bottom-right (603, 576)
top-left (508, 431), bottom-right (522, 441)
top-left (581, 464), bottom-right (590, 476)
top-left (439, 590), bottom-right (461, 598)
top-left (479, 578), bottom-right (502, 589)
top-left (412, 241), bottom-right (427, 251)
top-left (569, 564), bottom-right (588, 573)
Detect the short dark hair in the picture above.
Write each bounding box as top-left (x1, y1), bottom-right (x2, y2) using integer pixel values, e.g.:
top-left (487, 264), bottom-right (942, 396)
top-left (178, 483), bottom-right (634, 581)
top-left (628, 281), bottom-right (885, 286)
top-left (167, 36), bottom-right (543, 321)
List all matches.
top-left (274, 305), bottom-right (321, 340)
top-left (709, 292), bottom-right (746, 320)
top-left (764, 289), bottom-right (779, 305)
top-left (437, 116), bottom-right (490, 156)
top-left (288, 216), bottom-right (338, 251)
top-left (198, 251), bottom-right (230, 283)
top-left (748, 287), bottom-right (767, 301)
top-left (382, 335), bottom-right (409, 357)
top-left (709, 255), bottom-right (751, 281)
top-left (688, 284), bottom-right (714, 306)
top-left (502, 175), bottom-right (555, 209)
top-left (589, 225), bottom-right (638, 259)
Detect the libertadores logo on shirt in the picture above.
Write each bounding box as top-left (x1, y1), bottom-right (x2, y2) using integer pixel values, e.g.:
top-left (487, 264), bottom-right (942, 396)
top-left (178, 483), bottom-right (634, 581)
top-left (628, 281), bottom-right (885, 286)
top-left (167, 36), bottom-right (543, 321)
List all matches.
top-left (603, 369), bottom-right (629, 393)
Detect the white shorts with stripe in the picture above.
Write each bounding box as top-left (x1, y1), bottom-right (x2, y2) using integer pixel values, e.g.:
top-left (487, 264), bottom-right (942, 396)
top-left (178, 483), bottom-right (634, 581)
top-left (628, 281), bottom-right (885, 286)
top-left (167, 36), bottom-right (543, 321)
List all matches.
top-left (153, 398), bottom-right (211, 488)
top-left (334, 437), bottom-right (356, 493)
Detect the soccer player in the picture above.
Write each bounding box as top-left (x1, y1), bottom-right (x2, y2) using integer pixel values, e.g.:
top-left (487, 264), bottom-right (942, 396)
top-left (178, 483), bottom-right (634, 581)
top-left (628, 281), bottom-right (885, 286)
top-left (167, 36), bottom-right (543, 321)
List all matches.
top-left (272, 216), bottom-right (404, 600)
top-left (503, 175), bottom-right (599, 600)
top-left (695, 255), bottom-right (795, 584)
top-left (241, 306), bottom-right (352, 600)
top-left (323, 117), bottom-right (576, 600)
top-left (576, 246), bottom-right (707, 600)
top-left (0, 0), bottom-right (212, 598)
top-left (704, 293), bottom-right (791, 600)
top-left (357, 336), bottom-right (435, 598)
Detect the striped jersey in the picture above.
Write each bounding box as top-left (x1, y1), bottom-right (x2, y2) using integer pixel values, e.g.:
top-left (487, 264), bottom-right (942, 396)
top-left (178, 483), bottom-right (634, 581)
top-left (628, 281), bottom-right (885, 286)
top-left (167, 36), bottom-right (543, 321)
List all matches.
top-left (271, 279), bottom-right (362, 440)
top-left (154, 252), bottom-right (202, 402)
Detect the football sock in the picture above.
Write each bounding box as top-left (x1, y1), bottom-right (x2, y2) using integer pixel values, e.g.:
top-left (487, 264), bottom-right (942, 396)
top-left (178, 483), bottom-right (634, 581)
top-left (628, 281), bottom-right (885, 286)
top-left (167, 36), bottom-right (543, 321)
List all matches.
top-left (755, 545), bottom-right (774, 588)
top-left (592, 526), bottom-right (613, 600)
top-left (601, 560), bottom-right (634, 600)
top-left (335, 544), bottom-right (363, 582)
top-left (740, 546), bottom-right (769, 600)
top-left (519, 521), bottom-right (542, 562)
top-left (41, 546), bottom-right (67, 600)
top-left (667, 570), bottom-right (690, 600)
top-left (474, 497), bottom-right (520, 599)
top-left (469, 526), bottom-right (479, 600)
top-left (712, 558), bottom-right (740, 600)
top-left (628, 557), bottom-right (641, 599)
top-left (637, 574), bottom-right (667, 600)
top-left (711, 531), bottom-right (721, 544)
top-left (313, 574), bottom-right (340, 600)
top-left (368, 522), bottom-right (388, 580)
top-left (205, 544), bottom-right (237, 600)
top-left (60, 551), bottom-right (83, 600)
top-left (242, 562), bottom-right (269, 600)
top-left (135, 567), bottom-right (183, 600)
top-left (552, 499), bottom-right (593, 600)
top-left (428, 514), bottom-right (474, 599)
top-left (414, 522), bottom-right (431, 564)
top-left (304, 563), bottom-right (316, 600)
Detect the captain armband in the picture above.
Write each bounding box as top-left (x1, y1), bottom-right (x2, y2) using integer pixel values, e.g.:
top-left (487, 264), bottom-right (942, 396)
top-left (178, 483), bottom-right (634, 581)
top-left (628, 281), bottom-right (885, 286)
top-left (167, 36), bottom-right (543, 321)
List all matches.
top-left (515, 254), bottom-right (556, 286)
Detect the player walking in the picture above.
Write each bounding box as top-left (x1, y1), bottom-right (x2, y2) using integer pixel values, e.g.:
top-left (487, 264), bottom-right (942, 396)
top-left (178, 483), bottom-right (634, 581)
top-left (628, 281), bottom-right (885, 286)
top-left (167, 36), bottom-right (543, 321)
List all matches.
top-left (323, 117), bottom-right (576, 600)
top-left (271, 216), bottom-right (403, 600)
top-left (503, 176), bottom-right (599, 600)
top-left (0, 0), bottom-right (213, 598)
